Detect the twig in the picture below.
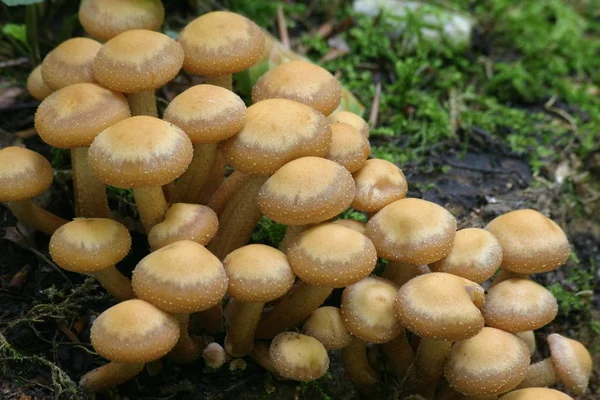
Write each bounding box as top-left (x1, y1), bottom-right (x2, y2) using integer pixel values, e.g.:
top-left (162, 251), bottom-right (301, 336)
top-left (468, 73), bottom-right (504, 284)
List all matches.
top-left (369, 82), bottom-right (382, 127)
top-left (449, 88), bottom-right (459, 138)
top-left (277, 5), bottom-right (290, 50)
top-left (0, 57), bottom-right (29, 69)
top-left (27, 247), bottom-right (74, 289)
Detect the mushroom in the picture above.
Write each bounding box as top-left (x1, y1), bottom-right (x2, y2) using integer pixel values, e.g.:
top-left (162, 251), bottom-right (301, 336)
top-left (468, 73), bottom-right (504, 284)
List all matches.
top-left (41, 37), bottom-right (101, 90)
top-left (328, 110), bottom-right (369, 138)
top-left (303, 306), bottom-right (352, 350)
top-left (352, 159), bottom-right (408, 213)
top-left (498, 388), bottom-right (574, 400)
top-left (203, 342), bottom-right (228, 369)
top-left (382, 261), bottom-right (430, 287)
top-left (516, 331), bottom-right (537, 357)
top-left (326, 123), bottom-right (371, 173)
top-left (269, 332), bottom-right (329, 381)
top-left (26, 65), bottom-right (53, 100)
top-left (331, 219), bottom-right (366, 235)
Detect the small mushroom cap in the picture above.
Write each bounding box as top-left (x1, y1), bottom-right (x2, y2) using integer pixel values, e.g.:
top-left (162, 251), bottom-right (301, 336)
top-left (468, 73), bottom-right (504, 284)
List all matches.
top-left (331, 219), bottom-right (366, 235)
top-left (88, 116), bottom-right (193, 188)
top-left (27, 65), bottom-right (54, 101)
top-left (516, 331), bottom-right (536, 357)
top-left (219, 99), bottom-right (332, 175)
top-left (0, 147), bottom-right (53, 202)
top-left (93, 29), bottom-right (184, 93)
top-left (430, 228), bottom-right (503, 283)
top-left (41, 38), bottom-right (101, 90)
top-left (35, 83), bottom-right (130, 149)
top-left (252, 60), bottom-right (342, 116)
top-left (163, 84), bottom-right (246, 144)
top-left (499, 388), bottom-right (574, 400)
top-left (223, 244), bottom-right (295, 302)
top-left (49, 218), bottom-right (131, 273)
top-left (547, 333), bottom-right (593, 395)
top-left (287, 223), bottom-right (377, 288)
top-left (147, 203), bottom-right (218, 250)
top-left (485, 209), bottom-right (570, 274)
top-left (303, 307), bottom-right (351, 350)
top-left (79, 0), bottom-right (165, 41)
top-left (328, 111), bottom-right (369, 138)
top-left (445, 327), bottom-right (530, 397)
top-left (132, 240), bottom-right (228, 314)
top-left (366, 198), bottom-right (456, 264)
top-left (326, 123), bottom-right (370, 173)
top-left (178, 11), bottom-right (265, 76)
top-left (270, 332), bottom-right (330, 381)
top-left (258, 157), bottom-right (355, 225)
top-left (91, 299), bottom-right (179, 363)
top-left (352, 159), bottom-right (408, 212)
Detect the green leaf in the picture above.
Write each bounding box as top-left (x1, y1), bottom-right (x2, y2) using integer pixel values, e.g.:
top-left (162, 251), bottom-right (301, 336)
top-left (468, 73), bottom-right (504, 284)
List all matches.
top-left (1, 23), bottom-right (28, 46)
top-left (2, 0), bottom-right (44, 5)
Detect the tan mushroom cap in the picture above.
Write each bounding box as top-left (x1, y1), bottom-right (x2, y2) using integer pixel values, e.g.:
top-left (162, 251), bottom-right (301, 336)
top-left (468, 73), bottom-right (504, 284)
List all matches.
top-left (41, 38), bottom-right (101, 90)
top-left (328, 111), bottom-right (369, 138)
top-left (430, 228), bottom-right (503, 283)
top-left (178, 11), bottom-right (265, 76)
top-left (395, 272), bottom-right (485, 341)
top-left (485, 209), bottom-right (570, 274)
top-left (516, 331), bottom-right (536, 357)
top-left (445, 327), bottom-right (530, 397)
top-left (91, 299), bottom-right (180, 363)
top-left (366, 198), bottom-right (456, 264)
top-left (287, 223), bottom-right (377, 288)
top-left (352, 159), bottom-right (408, 212)
top-left (499, 388), bottom-right (574, 400)
top-left (303, 307), bottom-right (351, 350)
top-left (258, 157), bottom-right (355, 225)
top-left (93, 29), bottom-right (184, 93)
top-left (88, 116), bottom-right (193, 188)
top-left (163, 84), bottom-right (246, 144)
top-left (326, 123), bottom-right (370, 173)
top-left (35, 83), bottom-right (130, 149)
top-left (79, 0), bottom-right (165, 42)
top-left (252, 60), bottom-right (342, 116)
top-left (547, 333), bottom-right (593, 395)
top-left (223, 244), bottom-right (295, 302)
top-left (0, 147), bottom-right (53, 202)
top-left (332, 219), bottom-right (366, 235)
top-left (132, 240), bottom-right (228, 314)
top-left (270, 332), bottom-right (330, 381)
top-left (219, 99), bottom-right (332, 175)
top-left (49, 218), bottom-right (131, 273)
top-left (27, 65), bottom-right (54, 101)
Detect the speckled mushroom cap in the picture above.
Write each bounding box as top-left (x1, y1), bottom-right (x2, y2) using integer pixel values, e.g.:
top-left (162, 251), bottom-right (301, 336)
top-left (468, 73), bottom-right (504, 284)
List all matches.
top-left (331, 219), bottom-right (366, 235)
top-left (27, 65), bottom-right (53, 101)
top-left (547, 333), bottom-right (593, 395)
top-left (430, 228), bottom-right (503, 283)
top-left (445, 327), bottom-right (530, 397)
top-left (49, 218), bottom-right (131, 273)
top-left (41, 38), bottom-right (101, 90)
top-left (341, 277), bottom-right (402, 343)
top-left (395, 272), bottom-right (485, 341)
top-left (326, 123), bottom-right (370, 173)
top-left (88, 116), bottom-right (193, 188)
top-left (270, 332), bottom-right (330, 381)
top-left (79, 0), bottom-right (165, 41)
top-left (132, 240), bottom-right (228, 314)
top-left (163, 85), bottom-right (246, 144)
top-left (484, 209), bottom-right (570, 274)
top-left (0, 147), bottom-right (53, 202)
top-left (352, 159), bottom-right (408, 212)
top-left (178, 11), bottom-right (265, 76)
top-left (223, 244), bottom-right (295, 302)
top-left (93, 29), bottom-right (184, 93)
top-left (483, 279), bottom-right (558, 332)
top-left (147, 203), bottom-right (218, 250)
top-left (287, 223), bottom-right (377, 287)
top-left (258, 157), bottom-right (355, 225)
top-left (366, 198), bottom-right (456, 264)
top-left (35, 83), bottom-right (130, 149)
top-left (499, 388), bottom-right (574, 400)
top-left (327, 111), bottom-right (369, 138)
top-left (303, 307), bottom-right (351, 350)
top-left (219, 99), bottom-right (332, 175)
top-left (252, 60), bottom-right (342, 116)
top-left (516, 331), bottom-right (536, 357)
top-left (91, 299), bottom-right (179, 363)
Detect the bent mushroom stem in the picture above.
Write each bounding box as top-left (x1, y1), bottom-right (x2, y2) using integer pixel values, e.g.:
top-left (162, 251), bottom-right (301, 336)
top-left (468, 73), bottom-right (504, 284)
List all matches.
top-left (516, 358), bottom-right (558, 389)
top-left (380, 329), bottom-right (415, 378)
top-left (198, 151), bottom-right (227, 205)
top-left (168, 313), bottom-right (205, 363)
top-left (7, 200), bottom-right (67, 235)
top-left (343, 338), bottom-right (379, 399)
top-left (403, 338), bottom-right (452, 398)
top-left (225, 301), bottom-right (264, 357)
top-left (88, 267), bottom-right (135, 302)
top-left (205, 75), bottom-right (233, 91)
top-left (127, 91), bottom-right (158, 118)
top-left (249, 341), bottom-right (287, 380)
top-left (132, 187), bottom-right (169, 233)
top-left (174, 143), bottom-right (218, 204)
top-left (71, 147), bottom-right (110, 218)
top-left (80, 362), bottom-right (144, 393)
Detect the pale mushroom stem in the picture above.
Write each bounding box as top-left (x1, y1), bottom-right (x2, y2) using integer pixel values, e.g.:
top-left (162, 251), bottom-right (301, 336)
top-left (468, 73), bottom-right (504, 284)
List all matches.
top-left (173, 143), bottom-right (218, 204)
top-left (127, 91), bottom-right (158, 117)
top-left (71, 147), bottom-right (110, 218)
top-left (197, 151), bottom-right (227, 205)
top-left (343, 337), bottom-right (379, 399)
top-left (205, 75), bottom-right (233, 91)
top-left (225, 300), bottom-right (265, 357)
top-left (80, 362), bottom-right (144, 392)
top-left (403, 338), bottom-right (452, 398)
top-left (168, 313), bottom-right (205, 363)
top-left (88, 267), bottom-right (135, 302)
top-left (249, 341), bottom-right (286, 380)
top-left (489, 268), bottom-right (528, 288)
top-left (132, 187), bottom-right (168, 232)
top-left (516, 358), bottom-right (557, 389)
top-left (380, 329), bottom-right (415, 378)
top-left (7, 200), bottom-right (67, 235)
top-left (207, 171), bottom-right (249, 213)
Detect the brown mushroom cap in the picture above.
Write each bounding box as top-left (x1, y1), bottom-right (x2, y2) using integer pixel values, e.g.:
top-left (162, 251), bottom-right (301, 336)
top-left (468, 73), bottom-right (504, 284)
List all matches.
top-left (91, 299), bottom-right (180, 363)
top-left (352, 159), bottom-right (408, 212)
top-left (270, 332), bottom-right (330, 381)
top-left (326, 123), bottom-right (370, 173)
top-left (332, 219), bottom-right (366, 235)
top-left (547, 333), bottom-right (593, 395)
top-left (516, 331), bottom-right (537, 357)
top-left (485, 209), bottom-right (570, 274)
top-left (499, 388), bottom-right (574, 400)
top-left (328, 111), bottom-right (369, 138)
top-left (27, 65), bottom-right (54, 101)
top-left (0, 147), bottom-right (53, 202)
top-left (303, 307), bottom-right (351, 350)
top-left (41, 38), bottom-right (101, 90)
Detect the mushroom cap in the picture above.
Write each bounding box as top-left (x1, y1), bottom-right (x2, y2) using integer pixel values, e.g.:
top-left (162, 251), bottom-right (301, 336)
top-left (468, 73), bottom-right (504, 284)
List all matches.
top-left (331, 219), bottom-right (366, 235)
top-left (258, 157), bottom-right (355, 225)
top-left (41, 38), bottom-right (101, 90)
top-left (484, 209), bottom-right (570, 273)
top-left (430, 228), bottom-right (503, 283)
top-left (88, 116), bottom-right (193, 188)
top-left (91, 299), bottom-right (179, 363)
top-left (219, 99), bottom-right (332, 175)
top-left (341, 276), bottom-right (402, 343)
top-left (49, 218), bottom-right (131, 273)
top-left (270, 332), bottom-right (329, 381)
top-left (178, 11), bottom-right (265, 76)
top-left (516, 331), bottom-right (536, 357)
top-left (366, 198), bottom-right (456, 264)
top-left (223, 244), bottom-right (295, 302)
top-left (27, 65), bottom-right (54, 101)
top-left (327, 111), bottom-right (369, 138)
top-left (287, 223), bottom-right (377, 288)
top-left (352, 159), bottom-right (408, 212)
top-left (303, 306), bottom-right (351, 350)
top-left (547, 333), bottom-right (593, 395)
top-left (445, 327), bottom-right (530, 397)
top-left (326, 123), bottom-right (370, 173)
top-left (0, 147), bottom-right (53, 202)
top-left (482, 279), bottom-right (558, 332)
top-left (79, 0), bottom-right (165, 41)
top-left (163, 84), bottom-right (246, 144)
top-left (252, 60), bottom-right (342, 116)
top-left (35, 83), bottom-right (130, 149)
top-left (93, 29), bottom-right (184, 93)
top-left (132, 240), bottom-right (228, 314)
top-left (498, 388), bottom-right (574, 400)
top-left (395, 272), bottom-right (485, 341)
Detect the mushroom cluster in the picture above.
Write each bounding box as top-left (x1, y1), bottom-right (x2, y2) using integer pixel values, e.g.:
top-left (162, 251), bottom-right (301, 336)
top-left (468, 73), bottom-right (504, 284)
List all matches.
top-left (7, 0), bottom-right (591, 398)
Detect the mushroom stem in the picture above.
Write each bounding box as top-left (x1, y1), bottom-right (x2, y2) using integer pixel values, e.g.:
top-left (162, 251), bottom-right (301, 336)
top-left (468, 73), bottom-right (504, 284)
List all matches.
top-left (168, 313), bottom-right (205, 363)
top-left (207, 171), bottom-right (249, 213)
top-left (71, 147), bottom-right (110, 218)
top-left (198, 151), bottom-right (227, 205)
top-left (132, 187), bottom-right (168, 232)
top-left (516, 358), bottom-right (557, 389)
top-left (225, 300), bottom-right (265, 357)
top-left (404, 338), bottom-right (452, 398)
top-left (173, 143), bottom-right (218, 204)
top-left (127, 91), bottom-right (157, 117)
top-left (249, 341), bottom-right (287, 380)
top-left (380, 329), bottom-right (415, 378)
top-left (80, 362), bottom-right (144, 392)
top-left (7, 200), bottom-right (67, 235)
top-left (342, 338), bottom-right (379, 399)
top-left (205, 75), bottom-right (233, 91)
top-left (88, 267), bottom-right (135, 302)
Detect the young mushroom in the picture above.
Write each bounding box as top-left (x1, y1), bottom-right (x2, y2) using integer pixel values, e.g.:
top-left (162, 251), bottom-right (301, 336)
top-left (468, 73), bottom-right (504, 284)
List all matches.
top-left (326, 122), bottom-right (371, 173)
top-left (41, 37), bottom-right (101, 90)
top-left (270, 332), bottom-right (330, 381)
top-left (499, 388), bottom-right (574, 400)
top-left (303, 307), bottom-right (352, 351)
top-left (26, 65), bottom-right (53, 101)
top-left (328, 110), bottom-right (369, 138)
top-left (352, 159), bottom-right (408, 213)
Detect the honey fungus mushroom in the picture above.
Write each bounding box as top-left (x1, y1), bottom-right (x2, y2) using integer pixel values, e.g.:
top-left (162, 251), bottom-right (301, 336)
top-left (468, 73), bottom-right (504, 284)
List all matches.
top-left (26, 65), bottom-right (53, 100)
top-left (326, 123), bottom-right (371, 173)
top-left (303, 307), bottom-right (351, 350)
top-left (352, 159), bottom-right (408, 213)
top-left (270, 332), bottom-right (329, 381)
top-left (328, 110), bottom-right (369, 138)
top-left (499, 388), bottom-right (574, 400)
top-left (41, 37), bottom-right (101, 90)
